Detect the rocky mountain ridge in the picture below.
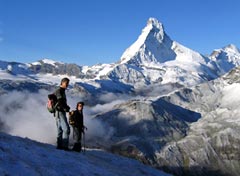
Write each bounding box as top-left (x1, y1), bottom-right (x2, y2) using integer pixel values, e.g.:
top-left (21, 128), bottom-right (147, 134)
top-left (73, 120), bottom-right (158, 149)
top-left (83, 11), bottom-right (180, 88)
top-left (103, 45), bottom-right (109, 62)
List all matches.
top-left (154, 66), bottom-right (240, 176)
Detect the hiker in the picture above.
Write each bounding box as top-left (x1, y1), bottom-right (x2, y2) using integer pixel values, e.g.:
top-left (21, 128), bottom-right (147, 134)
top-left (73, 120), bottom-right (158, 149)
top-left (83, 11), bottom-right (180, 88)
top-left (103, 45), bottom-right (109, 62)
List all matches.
top-left (69, 101), bottom-right (86, 152)
top-left (55, 77), bottom-right (71, 150)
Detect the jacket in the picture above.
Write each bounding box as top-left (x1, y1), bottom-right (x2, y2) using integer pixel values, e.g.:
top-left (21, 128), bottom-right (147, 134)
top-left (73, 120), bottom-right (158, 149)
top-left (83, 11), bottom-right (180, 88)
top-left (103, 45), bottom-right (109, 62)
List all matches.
top-left (70, 110), bottom-right (84, 130)
top-left (55, 87), bottom-right (70, 112)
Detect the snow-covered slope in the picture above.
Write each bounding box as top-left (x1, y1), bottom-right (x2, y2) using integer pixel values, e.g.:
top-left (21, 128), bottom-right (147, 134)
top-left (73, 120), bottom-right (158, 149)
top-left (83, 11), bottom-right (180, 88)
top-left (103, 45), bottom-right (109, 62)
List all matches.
top-left (210, 44), bottom-right (240, 75)
top-left (153, 66), bottom-right (240, 176)
top-left (0, 132), bottom-right (170, 176)
top-left (0, 60), bottom-right (32, 76)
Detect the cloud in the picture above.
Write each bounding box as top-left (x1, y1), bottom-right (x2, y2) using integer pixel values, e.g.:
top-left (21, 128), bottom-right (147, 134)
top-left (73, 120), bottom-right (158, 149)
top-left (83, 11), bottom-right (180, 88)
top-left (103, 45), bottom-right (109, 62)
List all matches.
top-left (0, 90), bottom-right (116, 146)
top-left (91, 92), bottom-right (132, 114)
top-left (0, 90), bottom-right (56, 143)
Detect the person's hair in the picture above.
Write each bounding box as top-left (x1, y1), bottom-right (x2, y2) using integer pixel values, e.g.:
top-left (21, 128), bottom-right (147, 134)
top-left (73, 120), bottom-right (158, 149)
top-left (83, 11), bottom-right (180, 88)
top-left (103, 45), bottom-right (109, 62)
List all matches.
top-left (61, 77), bottom-right (70, 85)
top-left (76, 101), bottom-right (84, 109)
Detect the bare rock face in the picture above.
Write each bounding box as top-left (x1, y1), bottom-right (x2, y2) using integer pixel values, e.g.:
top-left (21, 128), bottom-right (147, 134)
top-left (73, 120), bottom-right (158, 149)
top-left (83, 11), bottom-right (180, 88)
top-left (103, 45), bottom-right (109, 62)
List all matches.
top-left (95, 98), bottom-right (201, 166)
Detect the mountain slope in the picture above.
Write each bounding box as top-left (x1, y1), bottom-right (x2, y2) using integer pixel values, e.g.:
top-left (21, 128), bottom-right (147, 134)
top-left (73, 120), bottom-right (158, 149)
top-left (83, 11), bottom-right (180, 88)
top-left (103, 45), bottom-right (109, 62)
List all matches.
top-left (154, 66), bottom-right (240, 176)
top-left (210, 44), bottom-right (240, 75)
top-left (0, 132), bottom-right (170, 176)
top-left (120, 17), bottom-right (176, 65)
top-left (92, 66), bottom-right (240, 176)
top-left (94, 98), bottom-right (201, 165)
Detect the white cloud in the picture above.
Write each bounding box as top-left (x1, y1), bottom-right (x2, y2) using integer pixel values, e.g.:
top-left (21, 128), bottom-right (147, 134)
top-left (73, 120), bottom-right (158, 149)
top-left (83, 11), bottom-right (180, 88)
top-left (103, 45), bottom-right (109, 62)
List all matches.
top-left (0, 90), bottom-right (56, 143)
top-left (0, 90), bottom-right (115, 145)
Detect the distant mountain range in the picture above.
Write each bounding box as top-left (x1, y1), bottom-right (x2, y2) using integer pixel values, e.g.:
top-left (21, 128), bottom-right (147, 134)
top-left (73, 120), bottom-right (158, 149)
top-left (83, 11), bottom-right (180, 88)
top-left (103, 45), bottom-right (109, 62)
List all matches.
top-left (1, 18), bottom-right (240, 91)
top-left (1, 18), bottom-right (240, 176)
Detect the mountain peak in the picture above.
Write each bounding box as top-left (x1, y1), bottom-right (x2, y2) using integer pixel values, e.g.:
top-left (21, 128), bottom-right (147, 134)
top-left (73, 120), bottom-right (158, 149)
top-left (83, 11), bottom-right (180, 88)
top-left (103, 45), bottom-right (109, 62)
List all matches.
top-left (210, 44), bottom-right (240, 59)
top-left (41, 58), bottom-right (57, 65)
top-left (120, 17), bottom-right (172, 65)
top-left (147, 17), bottom-right (164, 31)
top-left (30, 58), bottom-right (63, 66)
top-left (223, 44), bottom-right (240, 53)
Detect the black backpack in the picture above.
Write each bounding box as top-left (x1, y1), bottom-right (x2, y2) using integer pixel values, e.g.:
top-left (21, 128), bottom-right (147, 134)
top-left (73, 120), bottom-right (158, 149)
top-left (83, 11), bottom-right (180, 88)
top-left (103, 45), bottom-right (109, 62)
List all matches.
top-left (68, 110), bottom-right (76, 126)
top-left (47, 94), bottom-right (58, 114)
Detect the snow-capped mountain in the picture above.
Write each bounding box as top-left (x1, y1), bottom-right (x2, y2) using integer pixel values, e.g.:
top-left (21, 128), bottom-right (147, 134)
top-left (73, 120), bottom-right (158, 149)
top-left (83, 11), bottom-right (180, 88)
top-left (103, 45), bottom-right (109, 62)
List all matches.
top-left (1, 17), bottom-right (240, 176)
top-left (210, 44), bottom-right (240, 75)
top-left (107, 18), bottom-right (240, 87)
top-left (0, 60), bottom-right (32, 76)
top-left (1, 18), bottom-right (240, 90)
top-left (120, 18), bottom-right (208, 67)
top-left (120, 18), bottom-right (175, 65)
top-left (0, 132), bottom-right (170, 176)
top-left (1, 17), bottom-right (240, 91)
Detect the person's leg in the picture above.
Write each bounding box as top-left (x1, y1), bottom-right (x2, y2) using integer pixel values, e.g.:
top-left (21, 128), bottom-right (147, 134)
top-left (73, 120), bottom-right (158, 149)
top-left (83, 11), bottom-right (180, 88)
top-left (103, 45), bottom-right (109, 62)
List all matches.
top-left (56, 114), bottom-right (63, 149)
top-left (58, 111), bottom-right (70, 149)
top-left (72, 127), bottom-right (82, 152)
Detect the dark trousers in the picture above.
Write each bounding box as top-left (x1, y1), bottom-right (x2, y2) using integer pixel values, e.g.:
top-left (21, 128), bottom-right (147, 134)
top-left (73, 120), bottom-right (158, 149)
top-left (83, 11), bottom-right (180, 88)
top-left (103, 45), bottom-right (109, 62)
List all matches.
top-left (72, 127), bottom-right (82, 152)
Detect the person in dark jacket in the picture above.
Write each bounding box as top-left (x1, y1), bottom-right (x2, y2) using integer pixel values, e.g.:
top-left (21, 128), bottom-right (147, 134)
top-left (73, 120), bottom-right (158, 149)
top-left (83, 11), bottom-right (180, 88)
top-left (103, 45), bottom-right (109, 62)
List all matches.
top-left (55, 77), bottom-right (71, 150)
top-left (69, 101), bottom-right (85, 152)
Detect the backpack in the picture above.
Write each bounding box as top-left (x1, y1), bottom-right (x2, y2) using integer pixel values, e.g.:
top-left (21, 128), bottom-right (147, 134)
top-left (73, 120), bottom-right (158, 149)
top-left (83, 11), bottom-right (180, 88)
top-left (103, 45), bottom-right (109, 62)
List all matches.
top-left (47, 93), bottom-right (58, 114)
top-left (68, 110), bottom-right (75, 126)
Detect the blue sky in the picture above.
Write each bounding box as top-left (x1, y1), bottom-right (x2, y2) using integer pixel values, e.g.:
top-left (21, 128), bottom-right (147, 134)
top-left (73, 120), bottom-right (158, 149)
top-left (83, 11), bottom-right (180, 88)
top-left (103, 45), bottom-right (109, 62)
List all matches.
top-left (0, 0), bottom-right (239, 66)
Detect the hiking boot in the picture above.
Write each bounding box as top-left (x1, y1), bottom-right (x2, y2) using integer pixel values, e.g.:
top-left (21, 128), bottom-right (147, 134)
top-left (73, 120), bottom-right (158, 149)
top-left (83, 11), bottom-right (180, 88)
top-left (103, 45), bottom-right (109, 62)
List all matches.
top-left (72, 143), bottom-right (82, 152)
top-left (62, 147), bottom-right (70, 151)
top-left (56, 145), bottom-right (70, 151)
top-left (56, 145), bottom-right (63, 150)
